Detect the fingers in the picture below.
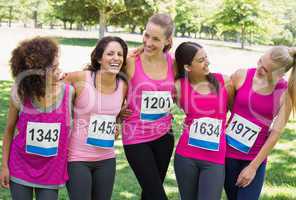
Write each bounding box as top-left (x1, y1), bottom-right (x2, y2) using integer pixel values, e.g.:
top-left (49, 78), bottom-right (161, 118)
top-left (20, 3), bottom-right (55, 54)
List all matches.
top-left (236, 175), bottom-right (252, 188)
top-left (128, 46), bottom-right (144, 58)
top-left (120, 109), bottom-right (132, 118)
top-left (1, 175), bottom-right (10, 189)
top-left (243, 180), bottom-right (252, 188)
top-left (59, 72), bottom-right (68, 81)
top-left (115, 126), bottom-right (120, 140)
top-left (115, 132), bottom-right (120, 140)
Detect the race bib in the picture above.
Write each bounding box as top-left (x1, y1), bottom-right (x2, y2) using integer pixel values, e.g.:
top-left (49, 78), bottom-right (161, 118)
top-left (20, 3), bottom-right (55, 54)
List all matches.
top-left (140, 91), bottom-right (173, 121)
top-left (226, 114), bottom-right (262, 153)
top-left (87, 114), bottom-right (116, 148)
top-left (26, 122), bottom-right (61, 157)
top-left (188, 117), bottom-right (222, 151)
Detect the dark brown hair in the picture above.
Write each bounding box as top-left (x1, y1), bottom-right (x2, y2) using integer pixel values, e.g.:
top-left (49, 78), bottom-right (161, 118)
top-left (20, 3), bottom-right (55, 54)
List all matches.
top-left (10, 36), bottom-right (59, 102)
top-left (175, 41), bottom-right (219, 93)
top-left (86, 36), bottom-right (128, 82)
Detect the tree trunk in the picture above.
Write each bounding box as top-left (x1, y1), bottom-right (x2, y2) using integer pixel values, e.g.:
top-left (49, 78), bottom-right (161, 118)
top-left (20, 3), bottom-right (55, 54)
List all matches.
top-left (33, 11), bottom-right (38, 28)
top-left (131, 25), bottom-right (136, 33)
top-left (63, 21), bottom-right (67, 29)
top-left (9, 6), bottom-right (12, 27)
top-left (241, 26), bottom-right (245, 49)
top-left (99, 11), bottom-right (106, 39)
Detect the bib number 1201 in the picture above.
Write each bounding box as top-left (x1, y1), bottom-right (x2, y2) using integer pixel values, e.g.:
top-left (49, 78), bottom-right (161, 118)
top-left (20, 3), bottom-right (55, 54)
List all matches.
top-left (140, 91), bottom-right (173, 121)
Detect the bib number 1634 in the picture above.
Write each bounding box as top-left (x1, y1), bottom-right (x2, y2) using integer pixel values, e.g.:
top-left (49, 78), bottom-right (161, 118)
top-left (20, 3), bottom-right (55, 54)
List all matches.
top-left (188, 117), bottom-right (222, 151)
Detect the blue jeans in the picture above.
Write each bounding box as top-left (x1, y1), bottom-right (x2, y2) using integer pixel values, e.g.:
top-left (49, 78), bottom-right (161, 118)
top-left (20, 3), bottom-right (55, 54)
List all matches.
top-left (224, 158), bottom-right (266, 200)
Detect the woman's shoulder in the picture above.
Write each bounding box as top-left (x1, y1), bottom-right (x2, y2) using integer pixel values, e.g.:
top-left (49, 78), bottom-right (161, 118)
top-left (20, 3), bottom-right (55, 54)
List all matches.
top-left (64, 70), bottom-right (88, 84)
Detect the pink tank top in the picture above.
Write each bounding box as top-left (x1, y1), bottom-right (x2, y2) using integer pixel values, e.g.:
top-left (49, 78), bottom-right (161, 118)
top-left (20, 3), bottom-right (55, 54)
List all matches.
top-left (9, 84), bottom-right (72, 185)
top-left (226, 68), bottom-right (287, 161)
top-left (175, 74), bottom-right (228, 165)
top-left (68, 71), bottom-right (124, 162)
top-left (122, 53), bottom-right (175, 145)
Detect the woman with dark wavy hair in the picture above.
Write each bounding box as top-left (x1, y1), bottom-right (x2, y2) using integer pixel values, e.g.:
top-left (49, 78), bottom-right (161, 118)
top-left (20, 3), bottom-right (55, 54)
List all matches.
top-left (64, 36), bottom-right (128, 200)
top-left (1, 36), bottom-right (73, 200)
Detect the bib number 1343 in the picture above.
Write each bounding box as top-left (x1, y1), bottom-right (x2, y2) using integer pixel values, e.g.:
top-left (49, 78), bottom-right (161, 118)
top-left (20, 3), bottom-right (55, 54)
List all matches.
top-left (189, 117), bottom-right (222, 151)
top-left (140, 91), bottom-right (173, 121)
top-left (26, 122), bottom-right (61, 157)
top-left (87, 114), bottom-right (116, 148)
top-left (226, 114), bottom-right (261, 153)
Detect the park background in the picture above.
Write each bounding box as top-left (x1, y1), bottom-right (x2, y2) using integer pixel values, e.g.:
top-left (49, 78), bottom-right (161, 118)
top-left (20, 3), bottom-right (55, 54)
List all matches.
top-left (0, 0), bottom-right (295, 199)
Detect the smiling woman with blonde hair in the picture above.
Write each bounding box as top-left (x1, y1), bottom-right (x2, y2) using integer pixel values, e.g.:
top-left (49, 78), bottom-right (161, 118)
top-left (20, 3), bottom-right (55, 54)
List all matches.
top-left (121, 13), bottom-right (175, 200)
top-left (224, 46), bottom-right (296, 200)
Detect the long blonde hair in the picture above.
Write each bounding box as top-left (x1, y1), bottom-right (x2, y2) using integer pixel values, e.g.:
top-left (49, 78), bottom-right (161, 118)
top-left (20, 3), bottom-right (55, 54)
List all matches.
top-left (270, 46), bottom-right (296, 113)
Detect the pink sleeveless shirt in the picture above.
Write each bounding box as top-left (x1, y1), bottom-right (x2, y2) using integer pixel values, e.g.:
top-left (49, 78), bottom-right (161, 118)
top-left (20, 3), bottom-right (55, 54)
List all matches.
top-left (175, 74), bottom-right (228, 165)
top-left (68, 71), bottom-right (124, 162)
top-left (8, 84), bottom-right (72, 186)
top-left (122, 53), bottom-right (175, 145)
top-left (226, 68), bottom-right (287, 161)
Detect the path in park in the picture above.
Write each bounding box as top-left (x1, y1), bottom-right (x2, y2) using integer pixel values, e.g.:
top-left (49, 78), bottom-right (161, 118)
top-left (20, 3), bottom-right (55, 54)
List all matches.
top-left (0, 27), bottom-right (269, 81)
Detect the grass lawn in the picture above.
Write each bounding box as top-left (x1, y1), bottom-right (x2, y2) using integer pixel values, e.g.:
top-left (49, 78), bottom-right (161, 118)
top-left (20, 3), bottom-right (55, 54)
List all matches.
top-left (56, 37), bottom-right (141, 48)
top-left (0, 80), bottom-right (295, 200)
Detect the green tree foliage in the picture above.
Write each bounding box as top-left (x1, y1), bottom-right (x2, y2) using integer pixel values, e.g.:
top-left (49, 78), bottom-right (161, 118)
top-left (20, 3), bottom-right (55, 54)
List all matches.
top-left (49, 0), bottom-right (81, 29)
top-left (109, 0), bottom-right (156, 33)
top-left (215, 0), bottom-right (265, 48)
top-left (175, 0), bottom-right (200, 37)
top-left (1, 0), bottom-right (295, 46)
top-left (0, 0), bottom-right (19, 27)
top-left (85, 0), bottom-right (126, 38)
top-left (174, 0), bottom-right (222, 38)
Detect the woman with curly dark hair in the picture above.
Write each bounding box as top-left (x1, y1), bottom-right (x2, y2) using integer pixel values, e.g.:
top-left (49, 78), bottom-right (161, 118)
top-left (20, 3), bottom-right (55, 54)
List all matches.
top-left (64, 36), bottom-right (128, 200)
top-left (0, 36), bottom-right (74, 200)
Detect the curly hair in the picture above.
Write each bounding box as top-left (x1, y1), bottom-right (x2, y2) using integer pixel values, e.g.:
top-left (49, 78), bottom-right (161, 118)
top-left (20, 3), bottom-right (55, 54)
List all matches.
top-left (10, 36), bottom-right (59, 102)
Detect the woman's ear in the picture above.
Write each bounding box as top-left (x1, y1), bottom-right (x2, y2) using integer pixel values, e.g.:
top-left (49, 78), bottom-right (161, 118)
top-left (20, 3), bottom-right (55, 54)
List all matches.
top-left (184, 64), bottom-right (191, 72)
top-left (166, 37), bottom-right (173, 47)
